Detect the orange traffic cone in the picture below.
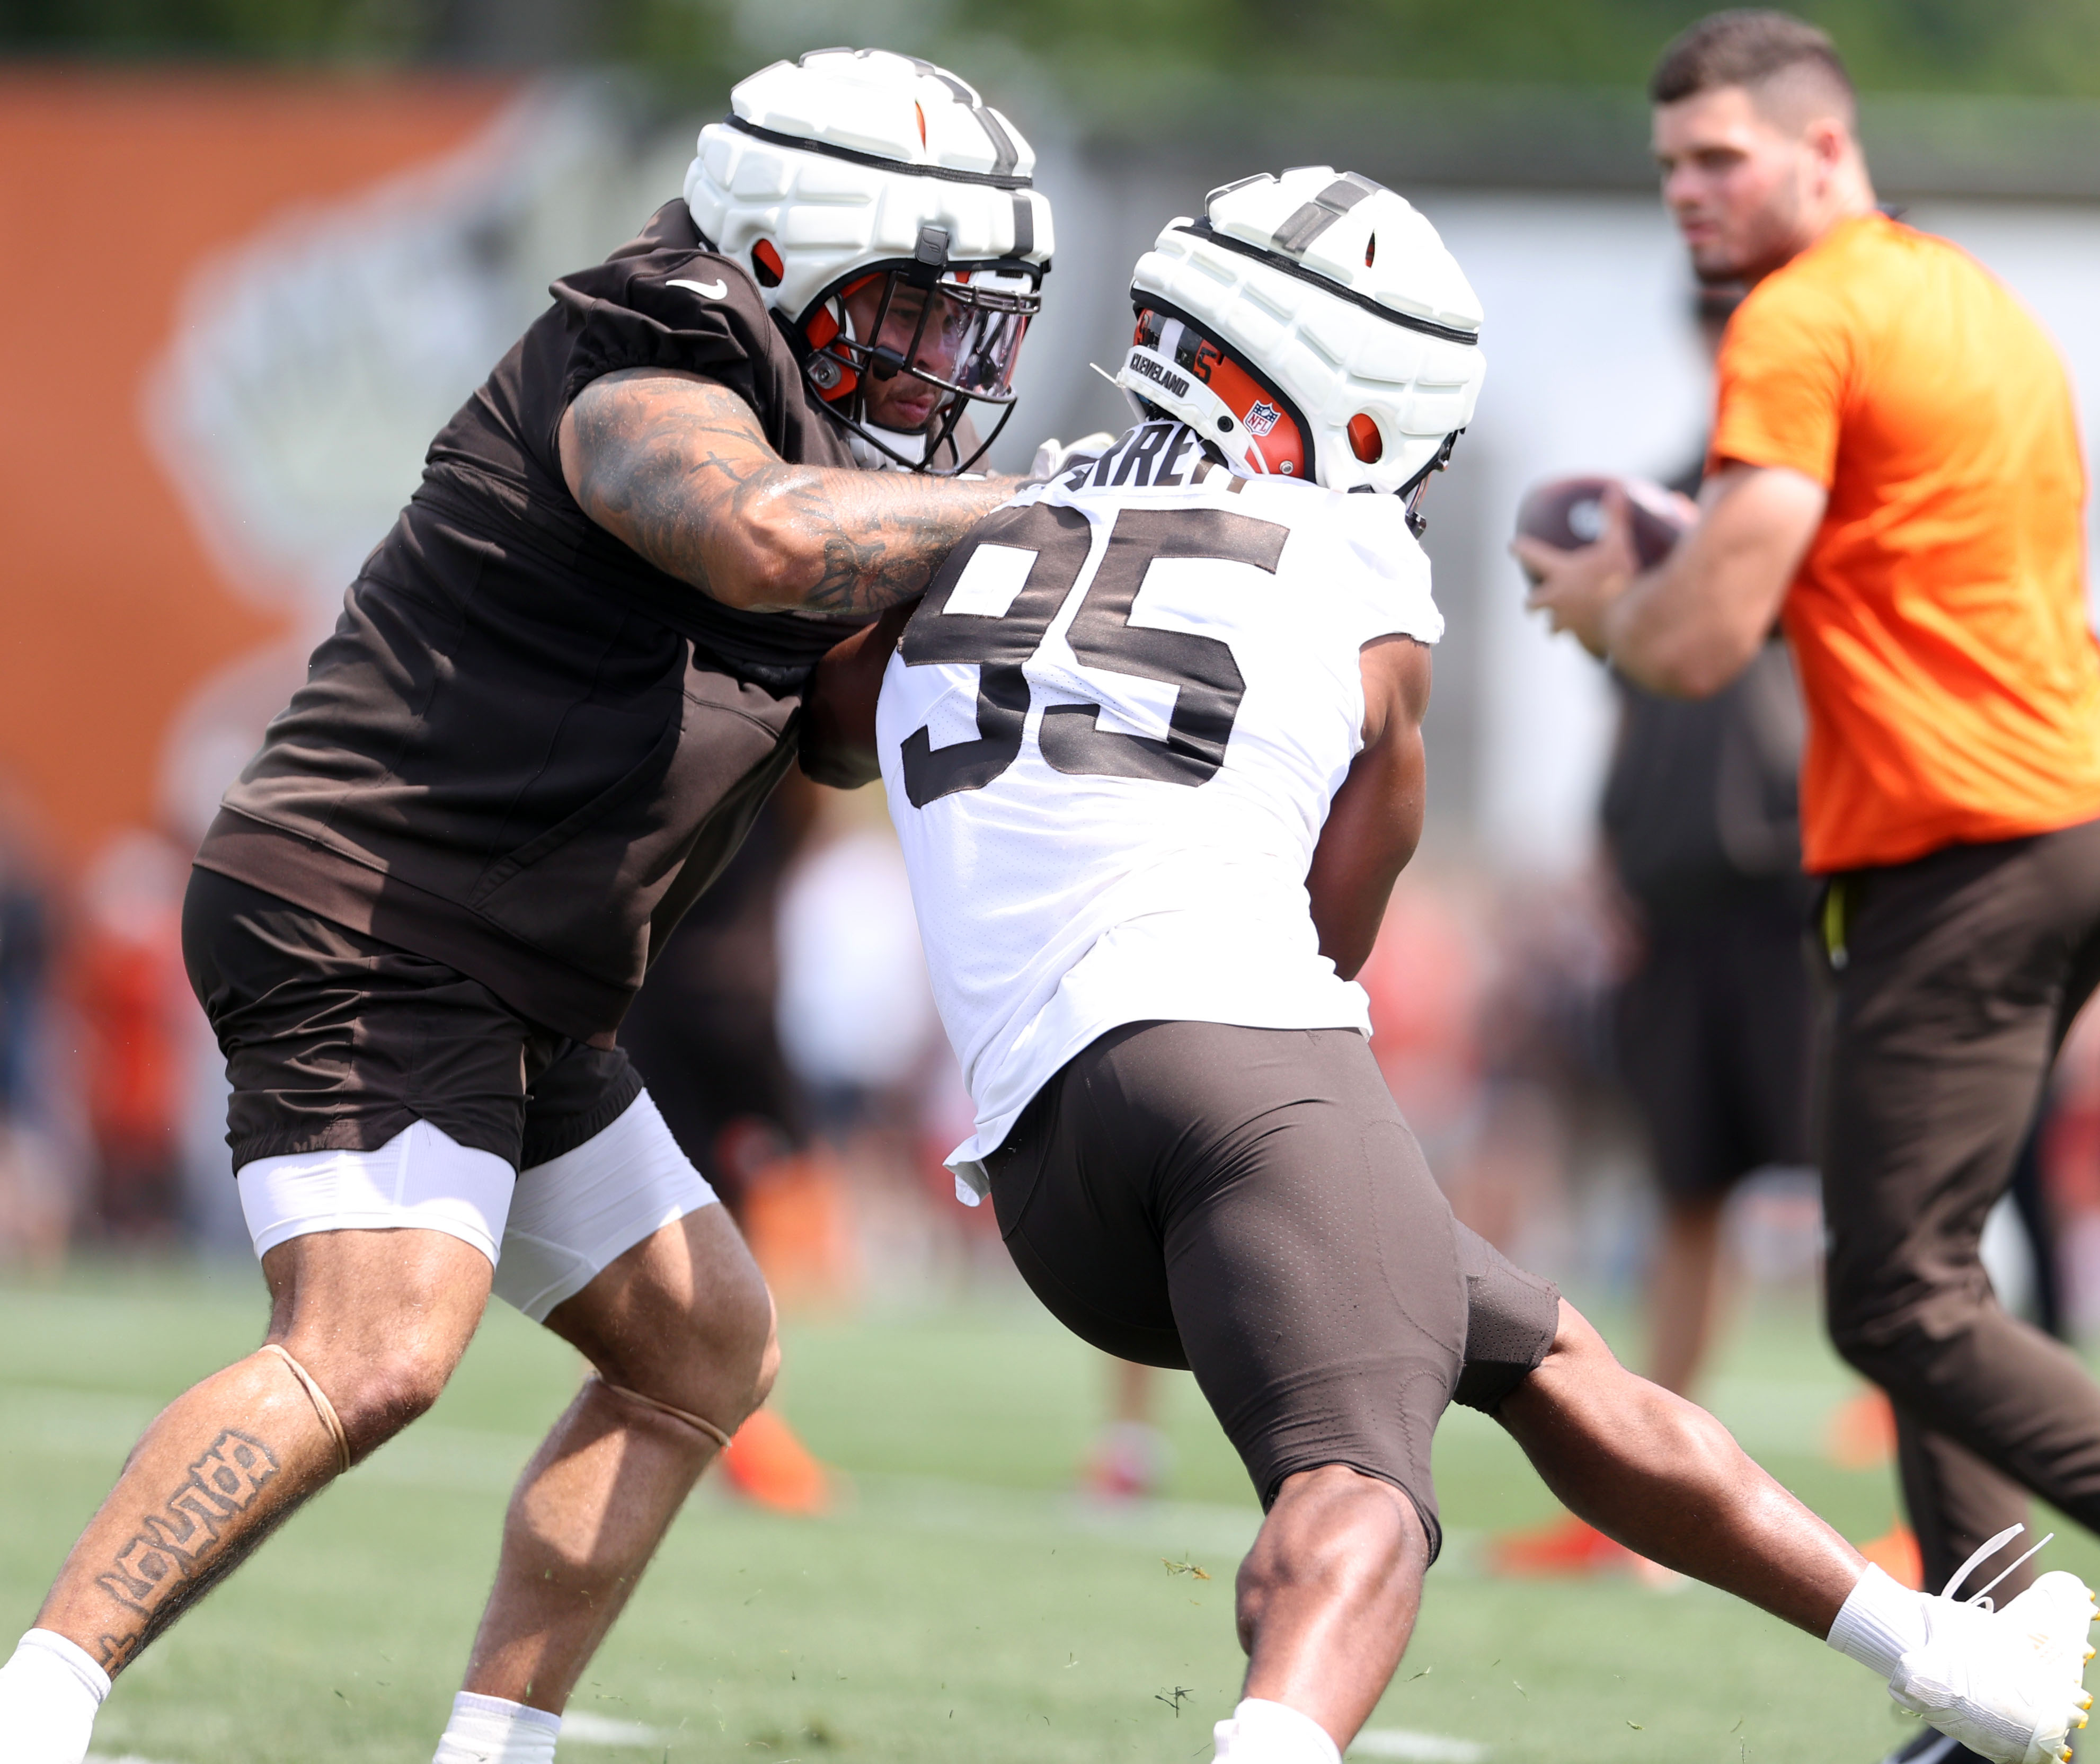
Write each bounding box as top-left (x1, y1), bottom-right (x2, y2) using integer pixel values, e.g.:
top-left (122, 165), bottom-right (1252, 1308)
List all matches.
top-left (1485, 1512), bottom-right (1674, 1584)
top-left (1856, 1518), bottom-right (1924, 1590)
top-left (719, 1408), bottom-right (832, 1515)
top-left (1829, 1388), bottom-right (1900, 1470)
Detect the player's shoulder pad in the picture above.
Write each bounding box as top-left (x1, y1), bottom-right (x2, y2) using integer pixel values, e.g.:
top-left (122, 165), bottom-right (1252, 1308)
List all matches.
top-left (619, 247), bottom-right (772, 333)
top-left (1291, 483), bottom-right (1431, 586)
top-left (552, 198), bottom-right (770, 335)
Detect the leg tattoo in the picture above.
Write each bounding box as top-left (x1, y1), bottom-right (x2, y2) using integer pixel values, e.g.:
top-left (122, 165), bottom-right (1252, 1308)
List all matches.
top-left (92, 1431), bottom-right (280, 1670)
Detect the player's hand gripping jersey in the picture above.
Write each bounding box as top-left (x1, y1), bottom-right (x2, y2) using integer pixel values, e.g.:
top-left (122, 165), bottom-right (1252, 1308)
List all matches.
top-left (876, 419), bottom-right (1443, 1192)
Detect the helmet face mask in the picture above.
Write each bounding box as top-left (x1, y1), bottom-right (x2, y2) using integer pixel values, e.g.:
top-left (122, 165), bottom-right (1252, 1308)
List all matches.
top-left (1396, 431), bottom-right (1459, 538)
top-left (804, 260), bottom-right (1037, 471)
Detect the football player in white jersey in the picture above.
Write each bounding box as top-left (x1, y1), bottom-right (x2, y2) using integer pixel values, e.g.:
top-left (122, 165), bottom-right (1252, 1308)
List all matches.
top-left (812, 168), bottom-right (2097, 1764)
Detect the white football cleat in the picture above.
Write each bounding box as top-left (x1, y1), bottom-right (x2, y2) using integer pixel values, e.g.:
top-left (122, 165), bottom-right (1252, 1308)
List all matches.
top-left (1889, 1541), bottom-right (2096, 1764)
top-left (2002, 1571), bottom-right (2100, 1688)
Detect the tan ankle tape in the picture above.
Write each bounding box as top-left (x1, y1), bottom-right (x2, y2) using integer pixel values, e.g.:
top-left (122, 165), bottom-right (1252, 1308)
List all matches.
top-left (591, 1374), bottom-right (734, 1451)
top-left (260, 1343), bottom-right (351, 1476)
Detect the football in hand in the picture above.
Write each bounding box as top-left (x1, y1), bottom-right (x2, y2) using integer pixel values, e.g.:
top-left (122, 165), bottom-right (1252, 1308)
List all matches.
top-left (1513, 475), bottom-right (1693, 583)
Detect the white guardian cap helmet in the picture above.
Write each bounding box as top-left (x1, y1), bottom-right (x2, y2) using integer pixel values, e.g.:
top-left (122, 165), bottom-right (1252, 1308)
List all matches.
top-left (685, 48), bottom-right (1053, 472)
top-left (1114, 167), bottom-right (1483, 527)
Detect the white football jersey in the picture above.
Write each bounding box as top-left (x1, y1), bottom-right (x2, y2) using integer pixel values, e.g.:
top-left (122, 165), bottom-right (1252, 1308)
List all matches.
top-left (875, 419), bottom-right (1443, 1197)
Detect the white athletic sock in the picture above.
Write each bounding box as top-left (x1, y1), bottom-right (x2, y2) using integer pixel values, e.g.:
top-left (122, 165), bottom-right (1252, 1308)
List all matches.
top-left (0, 1629), bottom-right (111, 1764)
top-left (432, 1690), bottom-right (562, 1764)
top-left (1213, 1697), bottom-right (1343, 1764)
top-left (1827, 1563), bottom-right (1933, 1681)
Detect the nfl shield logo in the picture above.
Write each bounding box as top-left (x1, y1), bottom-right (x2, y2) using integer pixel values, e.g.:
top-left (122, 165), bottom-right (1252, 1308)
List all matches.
top-left (1244, 400), bottom-right (1281, 437)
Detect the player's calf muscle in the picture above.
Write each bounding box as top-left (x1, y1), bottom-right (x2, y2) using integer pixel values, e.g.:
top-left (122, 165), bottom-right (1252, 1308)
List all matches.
top-left (34, 1230), bottom-right (491, 1676)
top-left (1498, 1302), bottom-right (1861, 1635)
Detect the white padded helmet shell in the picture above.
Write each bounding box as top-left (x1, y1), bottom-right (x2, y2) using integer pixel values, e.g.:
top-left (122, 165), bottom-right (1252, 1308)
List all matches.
top-left (684, 48), bottom-right (1053, 326)
top-left (1117, 167), bottom-right (1484, 497)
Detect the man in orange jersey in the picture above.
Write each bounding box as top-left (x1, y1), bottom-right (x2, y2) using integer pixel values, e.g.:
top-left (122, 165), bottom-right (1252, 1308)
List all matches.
top-left (1526, 14), bottom-right (2100, 1744)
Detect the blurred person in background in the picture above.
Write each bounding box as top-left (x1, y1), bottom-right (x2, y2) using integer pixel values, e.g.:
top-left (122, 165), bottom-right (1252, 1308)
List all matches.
top-left (1458, 867), bottom-right (1628, 1257)
top-left (1495, 283), bottom-right (1817, 1579)
top-left (619, 780), bottom-right (835, 1514)
top-left (0, 50), bottom-right (1060, 1764)
top-left (770, 804), bottom-right (967, 1270)
top-left (1526, 20), bottom-right (2100, 1756)
top-left (773, 813), bottom-right (944, 1134)
top-left (70, 833), bottom-right (192, 1244)
top-left (0, 831), bottom-right (48, 1130)
top-left (1077, 1355), bottom-right (1175, 1502)
top-left (2034, 1015), bottom-right (2100, 1337)
top-left (0, 796), bottom-right (65, 1263)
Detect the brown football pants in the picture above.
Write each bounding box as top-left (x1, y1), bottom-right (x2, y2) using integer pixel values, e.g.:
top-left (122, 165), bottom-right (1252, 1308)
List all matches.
top-left (1819, 816), bottom-right (2100, 1597)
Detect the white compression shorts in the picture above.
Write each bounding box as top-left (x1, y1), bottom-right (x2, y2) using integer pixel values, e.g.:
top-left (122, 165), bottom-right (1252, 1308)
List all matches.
top-left (234, 1088), bottom-right (718, 1322)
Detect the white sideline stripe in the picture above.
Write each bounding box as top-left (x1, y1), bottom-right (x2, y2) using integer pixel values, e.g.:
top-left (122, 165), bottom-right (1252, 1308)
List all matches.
top-left (1350, 1730), bottom-right (1488, 1763)
top-left (562, 1710), bottom-right (671, 1745)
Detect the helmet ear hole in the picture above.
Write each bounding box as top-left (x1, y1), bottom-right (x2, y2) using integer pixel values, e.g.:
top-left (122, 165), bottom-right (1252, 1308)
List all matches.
top-left (751, 238), bottom-right (785, 288)
top-left (1347, 412), bottom-right (1383, 464)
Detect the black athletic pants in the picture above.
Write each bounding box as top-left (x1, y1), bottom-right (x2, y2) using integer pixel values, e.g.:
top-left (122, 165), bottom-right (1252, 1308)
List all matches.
top-left (1820, 817), bottom-right (2100, 1595)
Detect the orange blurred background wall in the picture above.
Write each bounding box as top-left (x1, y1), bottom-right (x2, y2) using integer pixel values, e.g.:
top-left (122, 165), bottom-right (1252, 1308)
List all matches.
top-left (0, 69), bottom-right (513, 872)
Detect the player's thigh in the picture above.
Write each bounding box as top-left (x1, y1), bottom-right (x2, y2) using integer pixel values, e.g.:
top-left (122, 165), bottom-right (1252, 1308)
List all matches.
top-left (1819, 838), bottom-right (2087, 1318)
top-left (543, 1207), bottom-right (775, 1424)
top-left (986, 1026), bottom-right (1190, 1370)
top-left (1449, 1222), bottom-right (1562, 1414)
top-left (507, 1077), bottom-right (769, 1415)
top-left (260, 1226), bottom-right (494, 1430)
top-left (1138, 1026), bottom-right (1468, 1539)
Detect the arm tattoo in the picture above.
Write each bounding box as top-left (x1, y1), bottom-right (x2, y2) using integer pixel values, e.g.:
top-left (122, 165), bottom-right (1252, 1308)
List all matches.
top-left (92, 1430), bottom-right (281, 1670)
top-left (799, 482), bottom-right (1007, 616)
top-left (565, 369), bottom-right (1015, 616)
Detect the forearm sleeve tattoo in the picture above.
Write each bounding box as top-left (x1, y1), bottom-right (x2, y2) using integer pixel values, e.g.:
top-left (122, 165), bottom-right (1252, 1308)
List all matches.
top-left (565, 371), bottom-right (1016, 616)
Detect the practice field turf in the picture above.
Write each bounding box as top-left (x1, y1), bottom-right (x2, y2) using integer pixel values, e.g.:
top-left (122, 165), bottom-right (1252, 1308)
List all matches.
top-left (3, 1264), bottom-right (2095, 1764)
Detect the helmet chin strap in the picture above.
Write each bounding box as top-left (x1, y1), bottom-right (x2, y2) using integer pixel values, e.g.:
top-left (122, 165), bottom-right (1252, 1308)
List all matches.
top-left (849, 423), bottom-right (929, 470)
top-left (1397, 430), bottom-right (1461, 536)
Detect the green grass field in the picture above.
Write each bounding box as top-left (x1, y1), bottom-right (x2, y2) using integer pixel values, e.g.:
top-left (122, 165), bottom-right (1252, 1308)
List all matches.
top-left (3, 1263), bottom-right (2094, 1764)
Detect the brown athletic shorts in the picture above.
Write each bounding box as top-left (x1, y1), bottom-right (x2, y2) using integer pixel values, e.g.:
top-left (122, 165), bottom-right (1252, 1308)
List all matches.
top-left (183, 867), bottom-right (640, 1173)
top-left (983, 1020), bottom-right (1562, 1557)
top-left (1615, 890), bottom-right (1814, 1198)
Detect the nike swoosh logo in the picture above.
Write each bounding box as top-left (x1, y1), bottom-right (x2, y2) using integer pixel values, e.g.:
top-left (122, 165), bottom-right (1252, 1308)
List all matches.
top-left (669, 277), bottom-right (728, 299)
